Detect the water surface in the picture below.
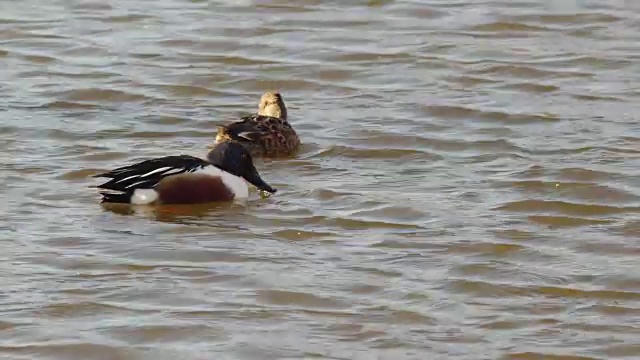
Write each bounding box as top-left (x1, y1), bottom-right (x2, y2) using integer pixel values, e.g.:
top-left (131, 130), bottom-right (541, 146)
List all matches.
top-left (1, 1), bottom-right (639, 359)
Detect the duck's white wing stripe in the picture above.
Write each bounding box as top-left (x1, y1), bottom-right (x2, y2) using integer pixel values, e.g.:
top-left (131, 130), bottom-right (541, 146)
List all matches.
top-left (115, 174), bottom-right (142, 184)
top-left (121, 166), bottom-right (189, 183)
top-left (162, 168), bottom-right (186, 176)
top-left (139, 166), bottom-right (174, 178)
top-left (125, 179), bottom-right (154, 189)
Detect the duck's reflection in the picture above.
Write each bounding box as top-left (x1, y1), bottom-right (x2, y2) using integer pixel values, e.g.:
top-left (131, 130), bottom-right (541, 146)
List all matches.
top-left (99, 200), bottom-right (251, 225)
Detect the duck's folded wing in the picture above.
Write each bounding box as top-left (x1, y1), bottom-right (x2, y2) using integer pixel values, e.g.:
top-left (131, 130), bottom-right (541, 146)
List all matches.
top-left (221, 118), bottom-right (268, 142)
top-left (93, 155), bottom-right (209, 192)
top-left (222, 115), bottom-right (294, 142)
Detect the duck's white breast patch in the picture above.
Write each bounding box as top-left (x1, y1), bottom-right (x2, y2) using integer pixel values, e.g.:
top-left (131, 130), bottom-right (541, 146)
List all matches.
top-left (131, 189), bottom-right (159, 205)
top-left (197, 166), bottom-right (249, 199)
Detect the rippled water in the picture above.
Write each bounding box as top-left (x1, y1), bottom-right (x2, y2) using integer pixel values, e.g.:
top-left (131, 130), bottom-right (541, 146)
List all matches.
top-left (2, 1), bottom-right (640, 359)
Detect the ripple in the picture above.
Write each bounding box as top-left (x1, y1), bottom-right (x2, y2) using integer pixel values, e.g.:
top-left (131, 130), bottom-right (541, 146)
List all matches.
top-left (0, 320), bottom-right (18, 331)
top-left (310, 145), bottom-right (439, 160)
top-left (495, 200), bottom-right (640, 217)
top-left (319, 323), bottom-right (387, 343)
top-left (445, 241), bottom-right (526, 256)
top-left (102, 14), bottom-right (154, 24)
top-left (600, 344), bottom-right (640, 358)
top-left (473, 64), bottom-right (593, 79)
top-left (503, 352), bottom-right (598, 360)
top-left (479, 318), bottom-right (554, 330)
top-left (534, 286), bottom-right (640, 301)
top-left (270, 229), bottom-right (337, 241)
top-left (501, 180), bottom-right (640, 203)
top-left (576, 242), bottom-right (640, 256)
top-left (557, 168), bottom-right (627, 182)
top-left (513, 13), bottom-right (622, 25)
top-left (573, 93), bottom-right (624, 102)
top-left (121, 248), bottom-right (273, 265)
top-left (71, 2), bottom-right (113, 11)
top-left (449, 279), bottom-right (640, 301)
top-left (527, 215), bottom-right (613, 228)
top-left (20, 53), bottom-right (57, 64)
top-left (470, 22), bottom-right (552, 32)
top-left (423, 105), bottom-right (559, 123)
top-left (65, 150), bottom-right (132, 162)
top-left (446, 74), bottom-right (500, 86)
top-left (37, 100), bottom-right (102, 110)
top-left (372, 238), bottom-right (446, 250)
top-left (3, 0), bottom-right (640, 358)
top-left (141, 115), bottom-right (192, 126)
top-left (326, 217), bottom-right (423, 231)
top-left (499, 82), bottom-right (559, 93)
top-left (56, 170), bottom-right (100, 183)
top-left (330, 51), bottom-right (414, 64)
top-left (222, 77), bottom-right (326, 92)
top-left (616, 220), bottom-right (640, 237)
top-left (0, 343), bottom-right (133, 359)
top-left (103, 323), bottom-right (224, 345)
top-left (146, 84), bottom-right (225, 98)
top-left (116, 130), bottom-right (212, 139)
top-left (511, 166), bottom-right (627, 183)
top-left (0, 29), bottom-right (68, 40)
top-left (18, 69), bottom-right (119, 79)
top-left (58, 88), bottom-right (152, 103)
top-left (36, 301), bottom-right (146, 318)
top-left (589, 304), bottom-right (640, 317)
top-left (181, 53), bottom-right (278, 66)
top-left (256, 290), bottom-right (350, 310)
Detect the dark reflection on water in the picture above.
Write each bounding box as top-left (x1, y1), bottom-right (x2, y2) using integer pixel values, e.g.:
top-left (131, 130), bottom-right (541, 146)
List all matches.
top-left (1, 0), bottom-right (640, 359)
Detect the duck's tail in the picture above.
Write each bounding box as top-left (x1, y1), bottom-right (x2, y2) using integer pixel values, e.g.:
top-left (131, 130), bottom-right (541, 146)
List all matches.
top-left (98, 190), bottom-right (133, 204)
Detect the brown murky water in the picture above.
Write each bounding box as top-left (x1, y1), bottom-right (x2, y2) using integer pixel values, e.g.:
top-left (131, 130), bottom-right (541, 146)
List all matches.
top-left (1, 1), bottom-right (640, 359)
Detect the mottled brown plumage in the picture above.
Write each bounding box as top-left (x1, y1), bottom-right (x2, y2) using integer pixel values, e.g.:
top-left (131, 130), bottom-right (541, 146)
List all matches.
top-left (214, 91), bottom-right (300, 157)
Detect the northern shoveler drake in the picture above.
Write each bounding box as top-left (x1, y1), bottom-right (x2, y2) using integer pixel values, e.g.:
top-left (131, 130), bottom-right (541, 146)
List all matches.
top-left (214, 91), bottom-right (300, 157)
top-left (93, 141), bottom-right (276, 205)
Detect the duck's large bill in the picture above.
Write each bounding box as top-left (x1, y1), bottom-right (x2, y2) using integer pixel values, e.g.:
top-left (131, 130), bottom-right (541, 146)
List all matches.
top-left (244, 168), bottom-right (277, 194)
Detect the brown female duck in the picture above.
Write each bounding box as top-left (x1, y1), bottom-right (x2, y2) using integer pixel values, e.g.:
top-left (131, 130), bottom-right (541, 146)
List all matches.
top-left (214, 91), bottom-right (300, 157)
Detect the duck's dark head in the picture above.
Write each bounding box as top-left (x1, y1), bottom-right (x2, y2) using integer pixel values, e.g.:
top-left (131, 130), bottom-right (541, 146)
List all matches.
top-left (207, 141), bottom-right (277, 194)
top-left (258, 91), bottom-right (287, 121)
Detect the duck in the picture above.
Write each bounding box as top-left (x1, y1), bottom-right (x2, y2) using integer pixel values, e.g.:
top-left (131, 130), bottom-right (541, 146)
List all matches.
top-left (213, 91), bottom-right (300, 157)
top-left (92, 141), bottom-right (276, 205)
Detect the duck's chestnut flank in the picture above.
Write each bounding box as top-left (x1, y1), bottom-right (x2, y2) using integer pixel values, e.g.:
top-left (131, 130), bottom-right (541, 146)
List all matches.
top-left (156, 174), bottom-right (234, 203)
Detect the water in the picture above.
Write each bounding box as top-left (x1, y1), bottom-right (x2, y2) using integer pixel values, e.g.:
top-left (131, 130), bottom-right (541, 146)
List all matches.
top-left (1, 1), bottom-right (639, 359)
